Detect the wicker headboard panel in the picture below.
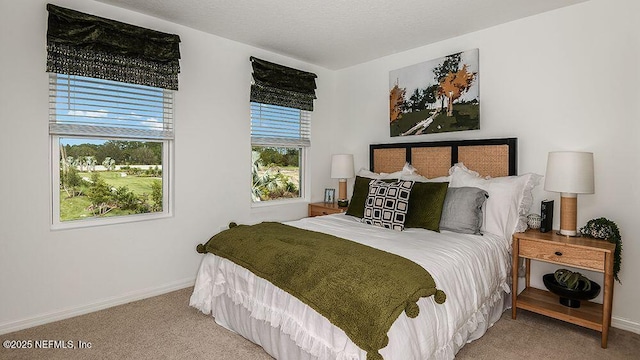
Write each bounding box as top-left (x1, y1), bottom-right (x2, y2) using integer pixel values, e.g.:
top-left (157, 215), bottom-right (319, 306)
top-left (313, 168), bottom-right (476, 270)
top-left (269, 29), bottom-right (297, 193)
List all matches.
top-left (370, 138), bottom-right (517, 178)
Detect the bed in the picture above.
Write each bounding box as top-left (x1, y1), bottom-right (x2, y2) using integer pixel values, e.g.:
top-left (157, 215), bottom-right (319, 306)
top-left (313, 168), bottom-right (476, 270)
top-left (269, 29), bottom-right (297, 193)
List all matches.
top-left (191, 138), bottom-right (539, 360)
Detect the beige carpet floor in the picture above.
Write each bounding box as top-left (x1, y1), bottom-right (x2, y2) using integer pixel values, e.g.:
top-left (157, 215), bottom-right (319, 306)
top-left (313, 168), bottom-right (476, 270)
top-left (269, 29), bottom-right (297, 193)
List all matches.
top-left (1, 287), bottom-right (638, 360)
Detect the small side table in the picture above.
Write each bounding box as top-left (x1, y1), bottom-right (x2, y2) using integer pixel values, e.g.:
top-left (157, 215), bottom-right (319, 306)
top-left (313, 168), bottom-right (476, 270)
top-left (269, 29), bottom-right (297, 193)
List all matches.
top-left (511, 229), bottom-right (615, 348)
top-left (308, 202), bottom-right (346, 217)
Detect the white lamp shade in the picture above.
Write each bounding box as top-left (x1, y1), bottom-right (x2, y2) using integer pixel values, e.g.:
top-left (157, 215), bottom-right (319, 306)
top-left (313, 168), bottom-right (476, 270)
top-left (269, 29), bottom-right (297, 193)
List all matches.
top-left (544, 151), bottom-right (594, 194)
top-left (330, 154), bottom-right (355, 179)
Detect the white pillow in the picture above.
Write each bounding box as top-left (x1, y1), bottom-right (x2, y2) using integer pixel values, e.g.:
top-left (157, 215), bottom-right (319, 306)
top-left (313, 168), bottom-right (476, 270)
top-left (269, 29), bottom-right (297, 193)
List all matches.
top-left (449, 163), bottom-right (541, 240)
top-left (357, 162), bottom-right (415, 180)
top-left (362, 162), bottom-right (451, 182)
top-left (401, 173), bottom-right (451, 183)
top-left (402, 162), bottom-right (417, 174)
top-left (357, 168), bottom-right (402, 179)
top-left (400, 163), bottom-right (451, 182)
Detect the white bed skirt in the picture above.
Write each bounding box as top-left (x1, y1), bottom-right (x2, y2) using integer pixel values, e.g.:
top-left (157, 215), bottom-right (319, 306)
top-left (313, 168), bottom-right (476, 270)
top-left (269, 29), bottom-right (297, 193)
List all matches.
top-left (207, 287), bottom-right (505, 360)
top-left (190, 254), bottom-right (508, 360)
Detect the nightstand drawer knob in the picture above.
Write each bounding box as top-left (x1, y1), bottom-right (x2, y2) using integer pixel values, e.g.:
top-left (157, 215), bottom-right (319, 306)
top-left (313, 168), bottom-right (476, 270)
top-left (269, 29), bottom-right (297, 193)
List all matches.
top-left (554, 251), bottom-right (563, 256)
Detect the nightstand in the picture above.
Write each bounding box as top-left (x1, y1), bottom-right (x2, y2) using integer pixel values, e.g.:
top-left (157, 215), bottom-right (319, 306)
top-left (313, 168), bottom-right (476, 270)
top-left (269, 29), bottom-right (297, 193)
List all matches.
top-left (511, 229), bottom-right (615, 348)
top-left (308, 202), bottom-right (347, 217)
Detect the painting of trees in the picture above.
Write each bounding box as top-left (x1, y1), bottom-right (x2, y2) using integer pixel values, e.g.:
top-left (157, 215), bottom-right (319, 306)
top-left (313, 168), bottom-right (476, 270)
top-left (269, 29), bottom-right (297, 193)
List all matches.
top-left (388, 49), bottom-right (479, 137)
top-left (439, 64), bottom-right (477, 116)
top-left (389, 80), bottom-right (406, 123)
top-left (407, 84), bottom-right (439, 113)
top-left (433, 52), bottom-right (462, 110)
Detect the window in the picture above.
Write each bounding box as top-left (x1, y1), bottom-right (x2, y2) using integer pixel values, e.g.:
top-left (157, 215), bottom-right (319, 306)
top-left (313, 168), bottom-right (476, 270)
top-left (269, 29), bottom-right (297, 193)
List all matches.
top-left (251, 102), bottom-right (310, 202)
top-left (50, 74), bottom-right (173, 227)
top-left (248, 57), bottom-right (317, 204)
top-left (46, 4), bottom-right (180, 228)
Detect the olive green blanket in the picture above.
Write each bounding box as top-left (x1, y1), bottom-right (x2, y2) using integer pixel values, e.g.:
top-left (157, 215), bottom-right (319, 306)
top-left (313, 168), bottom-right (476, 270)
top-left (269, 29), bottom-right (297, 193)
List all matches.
top-left (196, 222), bottom-right (446, 360)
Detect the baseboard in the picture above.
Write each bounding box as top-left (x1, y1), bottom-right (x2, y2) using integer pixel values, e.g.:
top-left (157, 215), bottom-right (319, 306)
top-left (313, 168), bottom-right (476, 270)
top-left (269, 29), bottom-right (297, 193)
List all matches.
top-left (612, 316), bottom-right (640, 335)
top-left (2, 278), bottom-right (638, 337)
top-left (0, 277), bottom-right (195, 335)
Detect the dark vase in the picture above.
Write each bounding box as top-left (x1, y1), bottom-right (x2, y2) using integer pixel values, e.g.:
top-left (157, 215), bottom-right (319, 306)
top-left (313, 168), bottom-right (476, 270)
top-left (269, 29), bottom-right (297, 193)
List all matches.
top-left (543, 274), bottom-right (601, 308)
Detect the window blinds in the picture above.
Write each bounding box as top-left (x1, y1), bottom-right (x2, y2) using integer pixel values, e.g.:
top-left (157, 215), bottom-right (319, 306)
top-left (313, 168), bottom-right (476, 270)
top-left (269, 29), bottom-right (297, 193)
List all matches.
top-left (49, 74), bottom-right (174, 140)
top-left (250, 102), bottom-right (311, 147)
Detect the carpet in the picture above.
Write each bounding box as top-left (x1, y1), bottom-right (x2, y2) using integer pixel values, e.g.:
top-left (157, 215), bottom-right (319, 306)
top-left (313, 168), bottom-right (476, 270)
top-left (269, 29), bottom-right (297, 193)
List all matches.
top-left (1, 288), bottom-right (637, 360)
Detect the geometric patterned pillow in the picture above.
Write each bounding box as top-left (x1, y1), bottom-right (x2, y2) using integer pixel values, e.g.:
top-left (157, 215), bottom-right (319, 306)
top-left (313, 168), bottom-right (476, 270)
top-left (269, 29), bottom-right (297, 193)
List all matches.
top-left (363, 179), bottom-right (414, 231)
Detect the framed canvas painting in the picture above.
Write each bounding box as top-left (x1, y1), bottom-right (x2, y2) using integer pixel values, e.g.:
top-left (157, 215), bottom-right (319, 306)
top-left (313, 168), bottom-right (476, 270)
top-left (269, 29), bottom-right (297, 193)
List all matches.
top-left (389, 49), bottom-right (479, 137)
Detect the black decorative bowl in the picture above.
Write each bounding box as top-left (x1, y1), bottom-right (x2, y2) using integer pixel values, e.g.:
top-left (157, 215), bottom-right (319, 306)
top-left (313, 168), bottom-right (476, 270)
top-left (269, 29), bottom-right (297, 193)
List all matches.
top-left (543, 274), bottom-right (601, 308)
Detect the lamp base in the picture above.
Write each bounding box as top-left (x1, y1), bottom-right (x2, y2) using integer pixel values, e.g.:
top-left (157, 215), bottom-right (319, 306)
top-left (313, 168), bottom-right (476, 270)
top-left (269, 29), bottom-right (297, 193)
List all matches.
top-left (559, 193), bottom-right (578, 237)
top-left (337, 199), bottom-right (349, 207)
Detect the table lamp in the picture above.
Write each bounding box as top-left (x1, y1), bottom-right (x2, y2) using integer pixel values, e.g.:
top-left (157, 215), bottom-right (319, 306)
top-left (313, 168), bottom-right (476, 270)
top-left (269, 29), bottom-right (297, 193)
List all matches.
top-left (331, 154), bottom-right (354, 207)
top-left (544, 151), bottom-right (594, 236)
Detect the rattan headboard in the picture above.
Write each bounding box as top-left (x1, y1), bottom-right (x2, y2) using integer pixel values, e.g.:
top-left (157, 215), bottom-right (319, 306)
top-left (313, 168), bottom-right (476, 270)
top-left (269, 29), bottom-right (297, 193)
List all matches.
top-left (370, 138), bottom-right (517, 178)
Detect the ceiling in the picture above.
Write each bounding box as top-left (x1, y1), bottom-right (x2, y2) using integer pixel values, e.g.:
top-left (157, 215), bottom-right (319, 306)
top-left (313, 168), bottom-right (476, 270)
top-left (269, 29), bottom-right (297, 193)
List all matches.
top-left (96, 0), bottom-right (587, 70)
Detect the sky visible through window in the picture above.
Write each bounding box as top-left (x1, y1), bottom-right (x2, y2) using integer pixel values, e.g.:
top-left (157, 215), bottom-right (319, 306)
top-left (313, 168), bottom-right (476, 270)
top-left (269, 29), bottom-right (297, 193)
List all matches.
top-left (53, 74), bottom-right (167, 146)
top-left (62, 138), bottom-right (106, 146)
top-left (250, 102), bottom-right (305, 140)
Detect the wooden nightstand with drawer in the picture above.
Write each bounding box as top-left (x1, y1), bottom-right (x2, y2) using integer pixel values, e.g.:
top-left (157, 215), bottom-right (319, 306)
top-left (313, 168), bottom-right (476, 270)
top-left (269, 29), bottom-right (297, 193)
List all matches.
top-left (512, 229), bottom-right (615, 348)
top-left (308, 202), bottom-right (346, 217)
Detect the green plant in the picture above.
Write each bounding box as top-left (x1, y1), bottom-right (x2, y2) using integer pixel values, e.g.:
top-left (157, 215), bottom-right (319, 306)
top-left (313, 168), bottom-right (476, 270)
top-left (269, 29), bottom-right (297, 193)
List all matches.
top-left (553, 269), bottom-right (592, 291)
top-left (113, 186), bottom-right (139, 211)
top-left (580, 218), bottom-right (622, 283)
top-left (60, 165), bottom-right (83, 197)
top-left (86, 173), bottom-right (115, 215)
top-left (150, 180), bottom-right (162, 212)
top-left (251, 151), bottom-right (299, 201)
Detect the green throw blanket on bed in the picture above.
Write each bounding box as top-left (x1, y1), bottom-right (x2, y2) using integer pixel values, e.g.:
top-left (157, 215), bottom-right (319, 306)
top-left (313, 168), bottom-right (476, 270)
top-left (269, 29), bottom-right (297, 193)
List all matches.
top-left (196, 222), bottom-right (446, 360)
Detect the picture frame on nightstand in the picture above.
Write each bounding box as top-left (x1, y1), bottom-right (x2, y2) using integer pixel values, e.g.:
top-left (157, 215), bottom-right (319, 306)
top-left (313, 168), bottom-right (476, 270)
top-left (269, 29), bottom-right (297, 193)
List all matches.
top-left (324, 188), bottom-right (335, 204)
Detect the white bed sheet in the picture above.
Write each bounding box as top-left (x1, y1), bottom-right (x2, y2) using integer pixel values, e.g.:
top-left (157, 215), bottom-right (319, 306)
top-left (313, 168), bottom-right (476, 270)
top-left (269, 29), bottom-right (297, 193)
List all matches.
top-left (190, 214), bottom-right (512, 360)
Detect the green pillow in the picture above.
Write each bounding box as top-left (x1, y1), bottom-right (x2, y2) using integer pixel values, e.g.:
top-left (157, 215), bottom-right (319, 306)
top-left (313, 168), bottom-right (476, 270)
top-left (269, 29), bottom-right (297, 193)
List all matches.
top-left (404, 182), bottom-right (449, 232)
top-left (347, 176), bottom-right (448, 233)
top-left (346, 176), bottom-right (377, 218)
top-left (346, 176), bottom-right (397, 218)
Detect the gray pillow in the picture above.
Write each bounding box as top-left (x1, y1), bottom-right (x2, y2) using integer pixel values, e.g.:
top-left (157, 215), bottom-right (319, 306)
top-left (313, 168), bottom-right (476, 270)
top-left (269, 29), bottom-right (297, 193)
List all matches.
top-left (439, 187), bottom-right (488, 235)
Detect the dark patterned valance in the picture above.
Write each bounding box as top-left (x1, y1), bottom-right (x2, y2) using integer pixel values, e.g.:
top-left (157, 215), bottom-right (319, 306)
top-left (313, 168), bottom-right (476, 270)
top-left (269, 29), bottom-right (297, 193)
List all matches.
top-left (46, 4), bottom-right (181, 90)
top-left (250, 56), bottom-right (317, 111)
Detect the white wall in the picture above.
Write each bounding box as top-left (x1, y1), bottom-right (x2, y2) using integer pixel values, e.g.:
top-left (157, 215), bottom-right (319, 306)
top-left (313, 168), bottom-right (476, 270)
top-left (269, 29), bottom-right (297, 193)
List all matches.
top-left (2, 0), bottom-right (638, 336)
top-left (333, 0), bottom-right (640, 332)
top-left (0, 0), bottom-right (339, 333)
